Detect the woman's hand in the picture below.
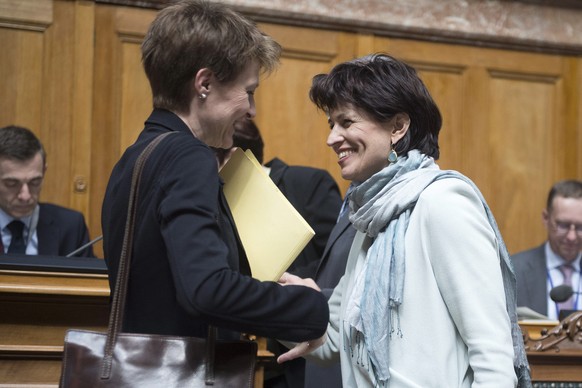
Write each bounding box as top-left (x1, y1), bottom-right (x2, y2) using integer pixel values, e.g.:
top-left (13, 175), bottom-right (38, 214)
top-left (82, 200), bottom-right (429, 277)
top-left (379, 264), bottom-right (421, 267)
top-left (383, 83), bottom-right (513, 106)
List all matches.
top-left (277, 335), bottom-right (326, 364)
top-left (278, 272), bottom-right (321, 291)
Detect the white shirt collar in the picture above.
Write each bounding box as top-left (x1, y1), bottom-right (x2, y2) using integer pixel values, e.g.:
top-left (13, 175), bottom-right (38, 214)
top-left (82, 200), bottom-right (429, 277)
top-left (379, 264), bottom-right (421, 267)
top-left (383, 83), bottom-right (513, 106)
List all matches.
top-left (0, 207), bottom-right (35, 232)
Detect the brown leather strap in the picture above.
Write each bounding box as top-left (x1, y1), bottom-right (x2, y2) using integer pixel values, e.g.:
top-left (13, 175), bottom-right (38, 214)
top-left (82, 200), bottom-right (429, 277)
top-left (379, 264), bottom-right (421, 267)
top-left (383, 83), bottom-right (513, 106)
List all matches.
top-left (205, 326), bottom-right (217, 385)
top-left (100, 132), bottom-right (175, 379)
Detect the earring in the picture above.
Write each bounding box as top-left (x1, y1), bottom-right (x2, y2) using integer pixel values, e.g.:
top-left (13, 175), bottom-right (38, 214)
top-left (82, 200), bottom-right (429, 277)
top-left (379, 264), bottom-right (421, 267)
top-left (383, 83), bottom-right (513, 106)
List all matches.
top-left (388, 147), bottom-right (398, 164)
top-left (199, 93), bottom-right (207, 100)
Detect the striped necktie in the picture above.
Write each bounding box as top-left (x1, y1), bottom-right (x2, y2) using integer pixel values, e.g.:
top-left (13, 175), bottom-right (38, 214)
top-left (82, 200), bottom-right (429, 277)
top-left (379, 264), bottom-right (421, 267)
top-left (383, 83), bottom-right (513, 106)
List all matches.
top-left (558, 263), bottom-right (575, 311)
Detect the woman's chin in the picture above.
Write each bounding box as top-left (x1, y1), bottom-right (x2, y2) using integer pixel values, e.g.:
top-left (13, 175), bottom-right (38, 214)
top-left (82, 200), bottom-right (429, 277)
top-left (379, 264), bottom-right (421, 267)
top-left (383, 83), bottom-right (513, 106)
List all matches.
top-left (341, 171), bottom-right (355, 181)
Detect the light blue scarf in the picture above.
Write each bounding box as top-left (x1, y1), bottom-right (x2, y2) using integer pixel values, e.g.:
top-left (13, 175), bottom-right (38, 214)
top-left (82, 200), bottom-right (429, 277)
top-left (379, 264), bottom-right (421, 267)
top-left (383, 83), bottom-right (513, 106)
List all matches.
top-left (346, 150), bottom-right (531, 387)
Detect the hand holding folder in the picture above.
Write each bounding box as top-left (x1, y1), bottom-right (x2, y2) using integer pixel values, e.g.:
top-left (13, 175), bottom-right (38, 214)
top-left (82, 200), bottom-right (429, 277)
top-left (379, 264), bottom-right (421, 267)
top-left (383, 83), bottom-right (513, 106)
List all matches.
top-left (219, 148), bottom-right (315, 281)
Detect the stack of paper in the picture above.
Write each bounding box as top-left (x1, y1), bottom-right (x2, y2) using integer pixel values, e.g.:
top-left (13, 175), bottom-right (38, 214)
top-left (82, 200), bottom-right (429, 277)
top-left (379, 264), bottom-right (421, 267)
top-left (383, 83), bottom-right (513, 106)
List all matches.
top-left (219, 148), bottom-right (315, 281)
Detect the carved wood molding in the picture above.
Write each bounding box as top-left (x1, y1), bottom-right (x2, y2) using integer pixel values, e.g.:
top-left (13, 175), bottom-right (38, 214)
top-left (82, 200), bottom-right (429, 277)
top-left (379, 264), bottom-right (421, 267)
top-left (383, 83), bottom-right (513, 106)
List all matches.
top-left (94, 0), bottom-right (582, 55)
top-left (0, 0), bottom-right (52, 32)
top-left (524, 312), bottom-right (582, 356)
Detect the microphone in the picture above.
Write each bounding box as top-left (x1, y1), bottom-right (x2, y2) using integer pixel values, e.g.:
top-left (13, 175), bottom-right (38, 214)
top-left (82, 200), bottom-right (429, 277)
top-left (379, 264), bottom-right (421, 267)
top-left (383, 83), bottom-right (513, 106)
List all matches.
top-left (65, 235), bottom-right (103, 257)
top-left (549, 284), bottom-right (582, 303)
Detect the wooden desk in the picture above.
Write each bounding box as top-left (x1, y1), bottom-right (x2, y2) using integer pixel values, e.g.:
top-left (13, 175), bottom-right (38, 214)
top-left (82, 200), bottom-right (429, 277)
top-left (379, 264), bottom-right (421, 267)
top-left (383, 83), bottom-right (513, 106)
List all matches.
top-left (520, 319), bottom-right (560, 340)
top-left (0, 267), bottom-right (110, 387)
top-left (521, 312), bottom-right (582, 383)
top-left (0, 258), bottom-right (272, 387)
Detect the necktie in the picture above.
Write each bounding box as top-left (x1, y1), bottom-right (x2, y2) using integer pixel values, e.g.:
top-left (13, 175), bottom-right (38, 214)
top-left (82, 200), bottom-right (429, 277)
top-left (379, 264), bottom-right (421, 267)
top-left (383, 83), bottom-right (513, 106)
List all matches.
top-left (558, 264), bottom-right (575, 311)
top-left (7, 220), bottom-right (26, 254)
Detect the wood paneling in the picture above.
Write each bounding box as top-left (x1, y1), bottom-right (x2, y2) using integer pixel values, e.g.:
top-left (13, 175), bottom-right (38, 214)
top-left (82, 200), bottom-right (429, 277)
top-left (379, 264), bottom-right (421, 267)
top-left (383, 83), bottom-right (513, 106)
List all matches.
top-left (255, 23), bottom-right (358, 197)
top-left (1, 0), bottom-right (582, 386)
top-left (0, 268), bottom-right (109, 387)
top-left (0, 266), bottom-right (272, 387)
top-left (90, 5), bottom-right (155, 257)
top-left (0, 0), bottom-right (96, 244)
top-left (374, 38), bottom-right (579, 253)
top-left (69, 1), bottom-right (95, 217)
top-left (0, 25), bottom-right (44, 130)
top-left (0, 0), bottom-right (49, 143)
top-left (1, 0), bottom-right (581, 257)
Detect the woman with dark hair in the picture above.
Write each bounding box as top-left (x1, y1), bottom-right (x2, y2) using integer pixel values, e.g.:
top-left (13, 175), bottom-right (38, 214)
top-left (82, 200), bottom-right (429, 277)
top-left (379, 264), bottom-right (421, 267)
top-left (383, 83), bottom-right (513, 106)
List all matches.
top-left (278, 54), bottom-right (530, 387)
top-left (102, 0), bottom-right (328, 348)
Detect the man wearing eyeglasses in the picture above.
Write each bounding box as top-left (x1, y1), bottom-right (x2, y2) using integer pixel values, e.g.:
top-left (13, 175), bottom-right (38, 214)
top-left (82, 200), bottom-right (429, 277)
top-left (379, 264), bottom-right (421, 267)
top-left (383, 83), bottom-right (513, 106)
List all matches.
top-left (513, 179), bottom-right (582, 320)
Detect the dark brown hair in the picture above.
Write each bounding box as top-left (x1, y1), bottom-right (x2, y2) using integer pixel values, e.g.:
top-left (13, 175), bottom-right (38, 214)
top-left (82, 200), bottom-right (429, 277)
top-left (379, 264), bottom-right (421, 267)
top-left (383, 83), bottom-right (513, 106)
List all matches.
top-left (309, 53), bottom-right (442, 159)
top-left (142, 0), bottom-right (281, 113)
top-left (232, 119), bottom-right (264, 164)
top-left (547, 179), bottom-right (582, 211)
top-left (0, 125), bottom-right (46, 165)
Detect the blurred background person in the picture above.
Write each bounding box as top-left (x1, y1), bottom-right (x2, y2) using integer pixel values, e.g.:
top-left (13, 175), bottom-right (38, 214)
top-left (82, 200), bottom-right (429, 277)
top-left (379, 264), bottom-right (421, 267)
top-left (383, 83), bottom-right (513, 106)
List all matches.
top-left (217, 118), bottom-right (342, 388)
top-left (101, 0), bottom-right (329, 364)
top-left (278, 53), bottom-right (530, 387)
top-left (303, 183), bottom-right (357, 388)
top-left (226, 119), bottom-right (342, 277)
top-left (0, 125), bottom-right (93, 257)
top-left (513, 179), bottom-right (582, 320)
top-left (304, 184), bottom-right (356, 388)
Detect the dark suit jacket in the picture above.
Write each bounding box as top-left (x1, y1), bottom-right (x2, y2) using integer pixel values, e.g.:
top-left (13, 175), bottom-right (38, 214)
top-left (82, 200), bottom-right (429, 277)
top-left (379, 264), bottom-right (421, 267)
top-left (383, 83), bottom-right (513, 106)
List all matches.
top-left (263, 159), bottom-right (341, 388)
top-left (37, 203), bottom-right (93, 257)
top-left (304, 211), bottom-right (357, 388)
top-left (267, 158), bottom-right (342, 278)
top-left (314, 212), bottom-right (357, 297)
top-left (512, 243), bottom-right (549, 316)
top-left (101, 109), bottom-right (328, 341)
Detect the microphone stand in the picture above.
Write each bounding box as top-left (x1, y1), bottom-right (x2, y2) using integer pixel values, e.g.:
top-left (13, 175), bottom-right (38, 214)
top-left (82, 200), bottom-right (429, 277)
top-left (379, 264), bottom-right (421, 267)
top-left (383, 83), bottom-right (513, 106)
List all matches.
top-left (66, 235), bottom-right (103, 257)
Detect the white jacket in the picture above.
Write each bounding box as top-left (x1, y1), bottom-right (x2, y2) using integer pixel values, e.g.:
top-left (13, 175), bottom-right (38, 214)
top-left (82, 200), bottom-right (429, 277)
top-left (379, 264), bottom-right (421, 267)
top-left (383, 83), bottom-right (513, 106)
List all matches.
top-left (308, 178), bottom-right (517, 388)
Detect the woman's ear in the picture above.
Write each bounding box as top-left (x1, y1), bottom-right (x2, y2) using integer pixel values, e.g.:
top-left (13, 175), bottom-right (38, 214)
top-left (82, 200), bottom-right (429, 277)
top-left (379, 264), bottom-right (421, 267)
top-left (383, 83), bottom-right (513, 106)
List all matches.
top-left (193, 68), bottom-right (213, 98)
top-left (391, 113), bottom-right (410, 144)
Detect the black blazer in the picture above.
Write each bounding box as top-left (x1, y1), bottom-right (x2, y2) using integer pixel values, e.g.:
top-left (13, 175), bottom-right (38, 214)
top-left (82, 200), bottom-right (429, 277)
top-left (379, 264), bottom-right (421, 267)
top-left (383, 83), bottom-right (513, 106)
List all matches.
top-left (263, 159), bottom-right (342, 387)
top-left (267, 158), bottom-right (342, 278)
top-left (314, 211), bottom-right (357, 298)
top-left (37, 203), bottom-right (93, 257)
top-left (101, 109), bottom-right (328, 341)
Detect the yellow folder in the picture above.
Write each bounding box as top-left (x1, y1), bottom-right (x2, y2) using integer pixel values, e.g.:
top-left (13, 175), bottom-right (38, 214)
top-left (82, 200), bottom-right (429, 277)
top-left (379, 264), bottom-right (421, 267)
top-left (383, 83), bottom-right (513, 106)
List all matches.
top-left (219, 148), bottom-right (315, 281)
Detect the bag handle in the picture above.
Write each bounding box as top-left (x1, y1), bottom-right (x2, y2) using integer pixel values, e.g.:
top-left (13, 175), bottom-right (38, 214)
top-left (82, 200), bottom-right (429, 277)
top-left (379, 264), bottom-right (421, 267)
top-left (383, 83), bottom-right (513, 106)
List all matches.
top-left (96, 132), bottom-right (227, 383)
top-left (99, 132), bottom-right (222, 384)
top-left (100, 132), bottom-right (173, 379)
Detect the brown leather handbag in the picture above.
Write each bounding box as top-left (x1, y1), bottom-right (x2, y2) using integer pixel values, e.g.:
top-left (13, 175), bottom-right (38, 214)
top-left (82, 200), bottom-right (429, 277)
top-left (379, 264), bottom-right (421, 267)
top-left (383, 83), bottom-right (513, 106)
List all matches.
top-left (59, 133), bottom-right (257, 387)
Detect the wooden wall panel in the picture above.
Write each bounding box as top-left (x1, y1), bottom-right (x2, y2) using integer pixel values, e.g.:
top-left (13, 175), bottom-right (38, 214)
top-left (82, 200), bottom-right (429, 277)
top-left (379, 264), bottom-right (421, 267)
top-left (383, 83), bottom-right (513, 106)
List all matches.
top-left (563, 57), bottom-right (582, 179)
top-left (40, 0), bottom-right (76, 207)
top-left (0, 27), bottom-right (44, 131)
top-left (486, 72), bottom-right (559, 252)
top-left (115, 7), bottom-right (155, 153)
top-left (255, 23), bottom-right (358, 196)
top-left (1, 0), bottom-right (581, 259)
top-left (90, 5), bottom-right (155, 257)
top-left (413, 63), bottom-right (467, 171)
top-left (0, 0), bottom-right (50, 152)
top-left (69, 0), bottom-right (95, 216)
top-left (89, 14), bottom-right (361, 252)
top-left (90, 16), bottom-right (360, 256)
top-left (119, 42), bottom-right (152, 154)
top-left (373, 37), bottom-right (577, 254)
top-left (0, 0), bottom-right (95, 242)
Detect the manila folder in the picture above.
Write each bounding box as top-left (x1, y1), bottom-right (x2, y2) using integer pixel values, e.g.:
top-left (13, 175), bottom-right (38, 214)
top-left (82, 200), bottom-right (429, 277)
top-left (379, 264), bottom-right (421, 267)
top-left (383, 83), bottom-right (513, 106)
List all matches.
top-left (219, 148), bottom-right (315, 281)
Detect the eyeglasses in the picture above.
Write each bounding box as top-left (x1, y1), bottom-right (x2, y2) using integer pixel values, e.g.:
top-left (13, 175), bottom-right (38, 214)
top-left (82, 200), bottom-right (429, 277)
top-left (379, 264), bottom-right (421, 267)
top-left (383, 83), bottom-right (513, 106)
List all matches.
top-left (551, 220), bottom-right (582, 237)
